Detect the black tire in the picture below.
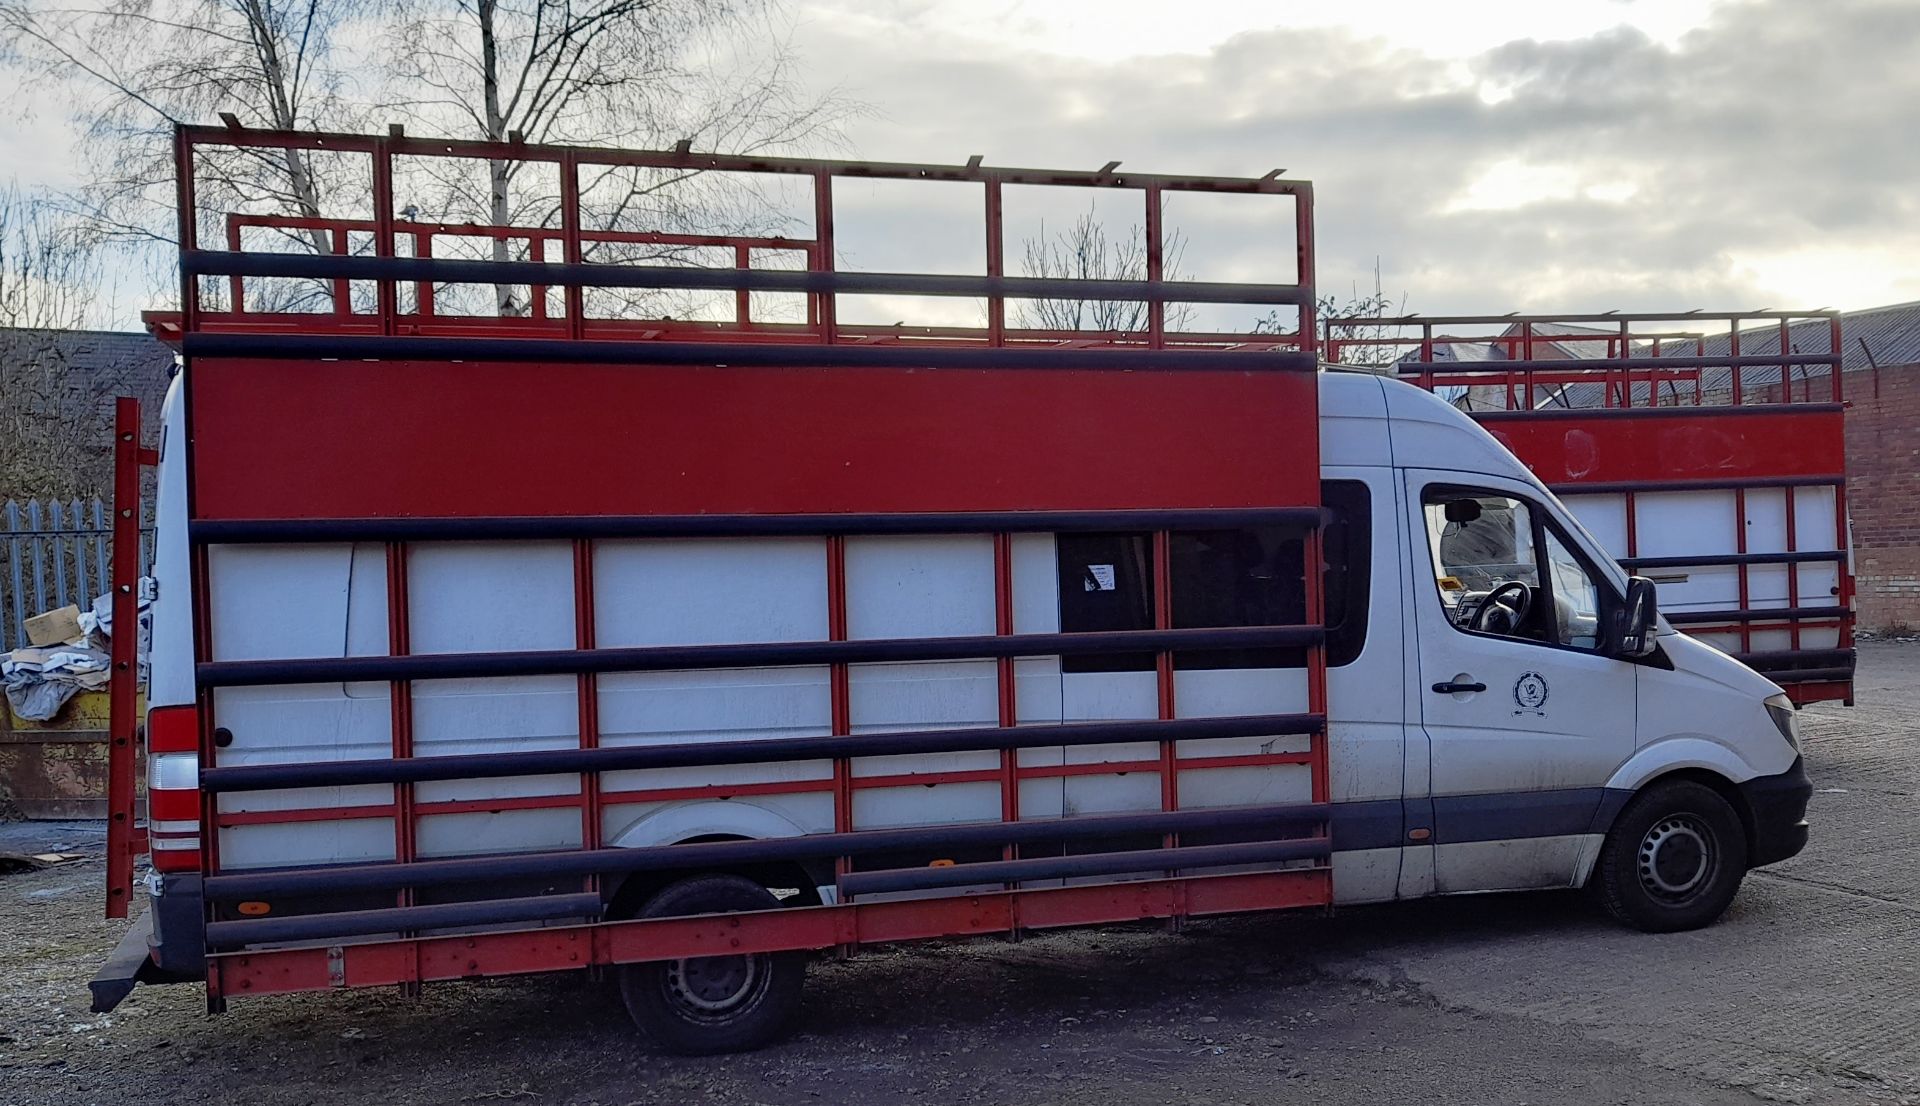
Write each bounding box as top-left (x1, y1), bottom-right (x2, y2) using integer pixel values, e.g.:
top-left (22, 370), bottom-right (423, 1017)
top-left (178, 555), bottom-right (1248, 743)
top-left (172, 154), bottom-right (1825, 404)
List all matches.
top-left (617, 874), bottom-right (806, 1055)
top-left (1593, 779), bottom-right (1749, 933)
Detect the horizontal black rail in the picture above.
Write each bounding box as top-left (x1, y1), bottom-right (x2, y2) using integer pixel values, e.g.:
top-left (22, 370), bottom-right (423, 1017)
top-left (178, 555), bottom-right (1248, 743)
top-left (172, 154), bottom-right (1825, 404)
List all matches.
top-left (1551, 475), bottom-right (1844, 495)
top-left (192, 506), bottom-right (1331, 545)
top-left (1399, 354), bottom-right (1837, 373)
top-left (1474, 404), bottom-right (1843, 423)
top-left (1621, 550), bottom-right (1848, 570)
top-left (205, 892), bottom-right (601, 948)
top-left (1330, 311), bottom-right (1837, 326)
top-left (1664, 606), bottom-right (1849, 625)
top-left (1746, 666), bottom-right (1854, 684)
top-left (1734, 648), bottom-right (1854, 669)
top-left (184, 250), bottom-right (1315, 307)
top-left (203, 801), bottom-right (1331, 901)
top-left (182, 333), bottom-right (1317, 373)
top-left (839, 838), bottom-right (1328, 897)
top-left (197, 624), bottom-right (1326, 689)
top-left (201, 712), bottom-right (1326, 794)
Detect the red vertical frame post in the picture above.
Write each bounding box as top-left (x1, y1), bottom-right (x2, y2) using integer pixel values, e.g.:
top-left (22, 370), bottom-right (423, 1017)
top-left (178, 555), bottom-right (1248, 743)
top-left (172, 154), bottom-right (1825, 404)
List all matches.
top-left (560, 151), bottom-right (585, 340)
top-left (813, 170), bottom-right (837, 342)
top-left (176, 128), bottom-right (201, 334)
top-left (385, 544), bottom-right (417, 882)
top-left (1785, 487), bottom-right (1802, 651)
top-left (573, 540), bottom-right (603, 872)
top-left (417, 230), bottom-right (438, 318)
top-left (1144, 184), bottom-right (1166, 349)
top-left (104, 398), bottom-right (145, 919)
top-left (733, 244), bottom-right (753, 327)
top-left (985, 178), bottom-right (1005, 346)
top-left (371, 136), bottom-right (398, 334)
top-left (224, 217), bottom-right (246, 315)
top-left (330, 227), bottom-right (351, 321)
top-left (1729, 319), bottom-right (1743, 405)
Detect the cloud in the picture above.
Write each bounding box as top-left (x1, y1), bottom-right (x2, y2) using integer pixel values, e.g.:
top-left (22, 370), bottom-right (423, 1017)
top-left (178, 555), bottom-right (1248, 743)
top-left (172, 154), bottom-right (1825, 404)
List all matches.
top-left (795, 0), bottom-right (1920, 313)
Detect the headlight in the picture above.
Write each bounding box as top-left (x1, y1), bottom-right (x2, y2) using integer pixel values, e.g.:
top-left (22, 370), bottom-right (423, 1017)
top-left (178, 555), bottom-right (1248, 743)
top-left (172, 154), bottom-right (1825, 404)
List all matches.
top-left (1764, 693), bottom-right (1799, 749)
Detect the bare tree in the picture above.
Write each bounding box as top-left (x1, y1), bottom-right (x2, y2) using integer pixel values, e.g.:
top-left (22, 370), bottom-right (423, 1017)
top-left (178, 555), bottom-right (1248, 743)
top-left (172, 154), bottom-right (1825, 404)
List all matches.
top-left (1, 0), bottom-right (854, 318)
top-left (1014, 210), bottom-right (1195, 334)
top-left (0, 0), bottom-right (366, 308)
top-left (1255, 258), bottom-right (1405, 369)
top-left (0, 186), bottom-right (99, 333)
top-left (379, 0), bottom-right (860, 315)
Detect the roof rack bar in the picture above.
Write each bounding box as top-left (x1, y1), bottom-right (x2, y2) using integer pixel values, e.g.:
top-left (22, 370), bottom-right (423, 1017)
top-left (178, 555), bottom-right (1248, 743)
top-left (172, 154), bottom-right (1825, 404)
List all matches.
top-left (177, 124), bottom-right (1311, 194)
top-left (1396, 354), bottom-right (1836, 373)
top-left (181, 250), bottom-right (1312, 305)
top-left (1327, 310), bottom-right (1840, 324)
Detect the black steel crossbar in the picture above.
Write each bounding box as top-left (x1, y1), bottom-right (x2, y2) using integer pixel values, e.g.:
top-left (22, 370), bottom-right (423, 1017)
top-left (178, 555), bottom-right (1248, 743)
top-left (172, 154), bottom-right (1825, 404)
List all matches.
top-left (181, 332), bottom-right (1317, 373)
top-left (200, 712), bottom-right (1325, 794)
top-left (1551, 474), bottom-right (1844, 495)
top-left (191, 507), bottom-right (1330, 545)
top-left (1663, 606), bottom-right (1849, 625)
top-left (1397, 354), bottom-right (1836, 373)
top-left (202, 801), bottom-right (1332, 901)
top-left (1474, 405), bottom-right (1843, 425)
top-left (1620, 550), bottom-right (1848, 570)
top-left (183, 250), bottom-right (1313, 306)
top-left (205, 892), bottom-right (602, 948)
top-left (838, 838), bottom-right (1328, 896)
top-left (197, 625), bottom-right (1326, 689)
top-left (1734, 647), bottom-right (1853, 669)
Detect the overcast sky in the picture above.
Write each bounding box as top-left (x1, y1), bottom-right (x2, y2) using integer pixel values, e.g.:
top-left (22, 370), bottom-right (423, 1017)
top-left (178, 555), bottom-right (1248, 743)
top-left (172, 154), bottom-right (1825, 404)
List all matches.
top-left (5, 0), bottom-right (1916, 328)
top-left (786, 0), bottom-right (1920, 318)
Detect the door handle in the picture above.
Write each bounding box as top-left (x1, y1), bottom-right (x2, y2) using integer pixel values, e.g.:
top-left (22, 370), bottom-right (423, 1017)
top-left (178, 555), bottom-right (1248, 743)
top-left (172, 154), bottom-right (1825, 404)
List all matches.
top-left (1431, 680), bottom-right (1486, 694)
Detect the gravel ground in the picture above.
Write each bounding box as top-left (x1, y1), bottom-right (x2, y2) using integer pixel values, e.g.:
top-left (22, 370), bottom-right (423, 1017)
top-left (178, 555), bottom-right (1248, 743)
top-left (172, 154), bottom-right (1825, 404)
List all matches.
top-left (2, 643), bottom-right (1915, 1106)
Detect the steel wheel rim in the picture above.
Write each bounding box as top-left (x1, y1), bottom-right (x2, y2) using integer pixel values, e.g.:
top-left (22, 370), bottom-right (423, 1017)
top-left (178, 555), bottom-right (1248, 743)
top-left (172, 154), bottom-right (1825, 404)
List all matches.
top-left (663, 953), bottom-right (765, 1018)
top-left (1638, 814), bottom-right (1716, 903)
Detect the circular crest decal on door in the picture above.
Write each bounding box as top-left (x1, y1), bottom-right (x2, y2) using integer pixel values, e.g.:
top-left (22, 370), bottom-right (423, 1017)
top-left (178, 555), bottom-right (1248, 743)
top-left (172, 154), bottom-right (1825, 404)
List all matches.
top-left (1513, 671), bottom-right (1550, 714)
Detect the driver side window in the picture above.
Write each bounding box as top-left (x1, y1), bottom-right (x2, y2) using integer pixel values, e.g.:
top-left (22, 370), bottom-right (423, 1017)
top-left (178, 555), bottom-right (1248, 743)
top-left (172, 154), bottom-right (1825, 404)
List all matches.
top-left (1423, 491), bottom-right (1541, 641)
top-left (1421, 488), bottom-right (1607, 651)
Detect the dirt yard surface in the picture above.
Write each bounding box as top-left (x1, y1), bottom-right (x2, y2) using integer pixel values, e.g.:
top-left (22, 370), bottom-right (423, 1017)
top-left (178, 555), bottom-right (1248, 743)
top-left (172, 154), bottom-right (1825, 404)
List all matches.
top-left (3, 643), bottom-right (1916, 1106)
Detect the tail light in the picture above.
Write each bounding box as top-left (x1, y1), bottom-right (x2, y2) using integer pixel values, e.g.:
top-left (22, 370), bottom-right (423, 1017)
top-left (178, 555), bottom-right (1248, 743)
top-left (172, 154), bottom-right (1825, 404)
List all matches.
top-left (145, 704), bottom-right (202, 873)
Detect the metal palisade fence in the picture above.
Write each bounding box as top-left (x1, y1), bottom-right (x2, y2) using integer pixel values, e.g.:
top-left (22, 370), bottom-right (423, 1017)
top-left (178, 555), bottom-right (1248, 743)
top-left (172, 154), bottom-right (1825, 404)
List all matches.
top-left (2, 498), bottom-right (154, 652)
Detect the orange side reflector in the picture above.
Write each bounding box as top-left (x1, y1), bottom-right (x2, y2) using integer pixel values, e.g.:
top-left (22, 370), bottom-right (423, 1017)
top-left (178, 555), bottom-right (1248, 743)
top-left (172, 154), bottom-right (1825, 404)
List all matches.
top-left (236, 901), bottom-right (272, 916)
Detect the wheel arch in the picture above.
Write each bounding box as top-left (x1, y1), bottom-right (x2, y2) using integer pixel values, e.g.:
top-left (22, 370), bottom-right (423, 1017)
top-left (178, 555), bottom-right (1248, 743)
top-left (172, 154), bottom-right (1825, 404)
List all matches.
top-left (1587, 765), bottom-right (1760, 883)
top-left (602, 801), bottom-right (829, 919)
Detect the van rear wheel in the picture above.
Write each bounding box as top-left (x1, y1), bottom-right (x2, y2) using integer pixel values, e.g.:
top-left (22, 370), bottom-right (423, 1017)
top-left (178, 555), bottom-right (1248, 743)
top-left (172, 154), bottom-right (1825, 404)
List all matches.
top-left (1593, 779), bottom-right (1748, 933)
top-left (618, 874), bottom-right (806, 1054)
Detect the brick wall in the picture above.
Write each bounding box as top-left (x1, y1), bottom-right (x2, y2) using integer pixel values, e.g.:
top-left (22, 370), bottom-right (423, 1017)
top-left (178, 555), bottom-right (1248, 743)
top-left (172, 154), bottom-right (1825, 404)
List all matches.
top-left (1846, 363), bottom-right (1920, 632)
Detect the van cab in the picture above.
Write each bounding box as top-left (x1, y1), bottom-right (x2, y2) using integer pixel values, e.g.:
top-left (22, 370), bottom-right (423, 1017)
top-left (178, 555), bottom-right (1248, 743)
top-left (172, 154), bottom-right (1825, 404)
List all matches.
top-left (1311, 368), bottom-right (1811, 928)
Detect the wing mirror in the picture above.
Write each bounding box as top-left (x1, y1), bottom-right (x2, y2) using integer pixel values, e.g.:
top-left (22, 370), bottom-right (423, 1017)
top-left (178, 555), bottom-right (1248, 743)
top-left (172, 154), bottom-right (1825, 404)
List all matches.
top-left (1611, 575), bottom-right (1660, 658)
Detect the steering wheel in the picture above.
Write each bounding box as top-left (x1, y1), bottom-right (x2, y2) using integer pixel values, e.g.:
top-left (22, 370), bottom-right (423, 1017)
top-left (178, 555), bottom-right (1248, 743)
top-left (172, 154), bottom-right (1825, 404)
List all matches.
top-left (1472, 580), bottom-right (1534, 635)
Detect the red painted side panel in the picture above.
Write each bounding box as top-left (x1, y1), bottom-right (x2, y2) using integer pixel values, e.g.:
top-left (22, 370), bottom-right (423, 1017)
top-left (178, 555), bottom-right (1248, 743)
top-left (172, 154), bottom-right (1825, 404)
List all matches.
top-left (189, 358), bottom-right (1319, 520)
top-left (1477, 408), bottom-right (1846, 487)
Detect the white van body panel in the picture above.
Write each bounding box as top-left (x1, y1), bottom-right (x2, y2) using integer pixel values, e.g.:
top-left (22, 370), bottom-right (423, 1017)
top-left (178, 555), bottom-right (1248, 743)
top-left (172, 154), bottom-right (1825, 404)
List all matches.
top-left (151, 370), bottom-right (1799, 904)
top-left (148, 377), bottom-right (194, 711)
top-left (1620, 630), bottom-right (1796, 789)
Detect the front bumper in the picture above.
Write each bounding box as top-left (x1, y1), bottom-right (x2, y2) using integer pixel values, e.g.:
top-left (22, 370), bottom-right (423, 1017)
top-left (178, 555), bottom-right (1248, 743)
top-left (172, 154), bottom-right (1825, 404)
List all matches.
top-left (1738, 755), bottom-right (1813, 867)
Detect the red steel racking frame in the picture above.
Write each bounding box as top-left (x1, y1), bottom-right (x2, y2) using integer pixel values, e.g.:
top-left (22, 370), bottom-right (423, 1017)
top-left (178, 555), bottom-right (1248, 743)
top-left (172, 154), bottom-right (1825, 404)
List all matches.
top-left (1324, 312), bottom-right (1853, 704)
top-left (118, 124), bottom-right (1336, 1008)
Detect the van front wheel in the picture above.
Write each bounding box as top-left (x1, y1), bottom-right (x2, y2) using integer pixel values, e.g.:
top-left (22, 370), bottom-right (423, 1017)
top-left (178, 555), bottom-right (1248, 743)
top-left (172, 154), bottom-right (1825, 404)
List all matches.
top-left (618, 874), bottom-right (806, 1054)
top-left (1593, 780), bottom-right (1748, 933)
